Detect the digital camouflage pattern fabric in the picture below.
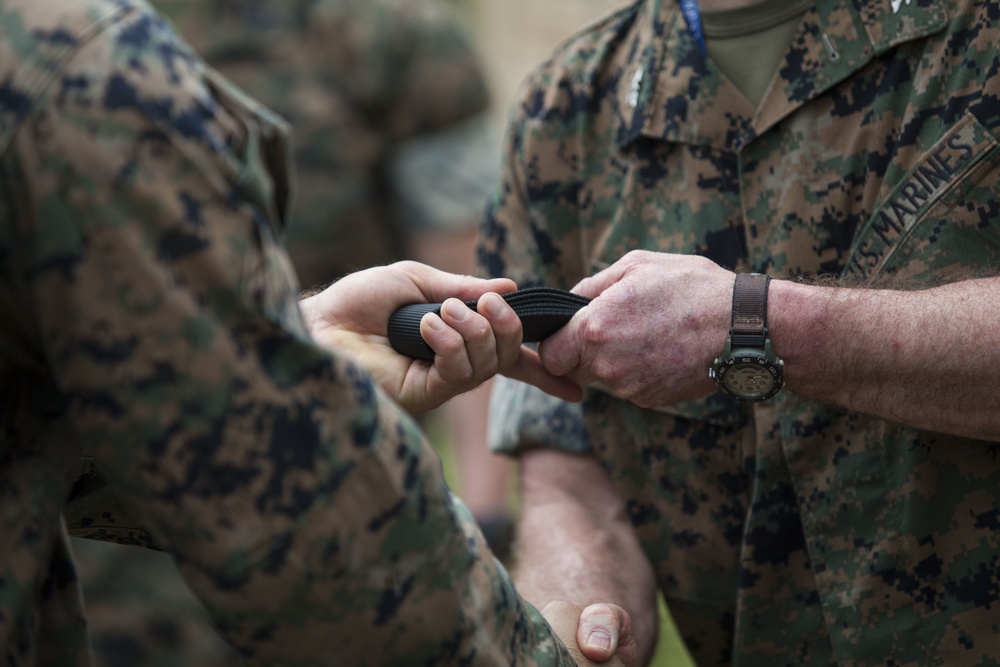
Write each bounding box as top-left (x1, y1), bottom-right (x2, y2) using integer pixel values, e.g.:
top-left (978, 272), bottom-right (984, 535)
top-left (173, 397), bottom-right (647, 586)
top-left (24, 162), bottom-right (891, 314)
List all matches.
top-left (151, 0), bottom-right (493, 289)
top-left (480, 0), bottom-right (1000, 665)
top-left (68, 0), bottom-right (498, 662)
top-left (0, 0), bottom-right (574, 664)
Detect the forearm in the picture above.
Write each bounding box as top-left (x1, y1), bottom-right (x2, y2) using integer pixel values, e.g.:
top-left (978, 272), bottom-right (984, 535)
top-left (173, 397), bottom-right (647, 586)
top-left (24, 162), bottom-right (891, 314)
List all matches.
top-left (30, 38), bottom-right (566, 662)
top-left (167, 391), bottom-right (574, 665)
top-left (515, 450), bottom-right (659, 665)
top-left (770, 276), bottom-right (1000, 440)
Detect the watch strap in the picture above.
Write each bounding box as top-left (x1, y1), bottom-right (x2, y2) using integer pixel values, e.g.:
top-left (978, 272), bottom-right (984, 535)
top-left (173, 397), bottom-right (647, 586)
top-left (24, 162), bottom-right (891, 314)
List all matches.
top-left (730, 273), bottom-right (770, 348)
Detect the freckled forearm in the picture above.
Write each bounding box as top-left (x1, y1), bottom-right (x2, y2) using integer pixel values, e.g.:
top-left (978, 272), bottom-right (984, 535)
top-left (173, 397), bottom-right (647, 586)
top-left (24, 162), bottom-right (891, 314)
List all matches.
top-left (768, 276), bottom-right (1000, 440)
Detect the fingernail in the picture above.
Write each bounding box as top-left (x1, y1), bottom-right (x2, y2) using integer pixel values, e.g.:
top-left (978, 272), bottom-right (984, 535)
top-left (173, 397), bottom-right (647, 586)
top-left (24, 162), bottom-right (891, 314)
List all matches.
top-left (442, 299), bottom-right (469, 321)
top-left (586, 630), bottom-right (611, 651)
top-left (480, 294), bottom-right (507, 318)
top-left (423, 313), bottom-right (445, 331)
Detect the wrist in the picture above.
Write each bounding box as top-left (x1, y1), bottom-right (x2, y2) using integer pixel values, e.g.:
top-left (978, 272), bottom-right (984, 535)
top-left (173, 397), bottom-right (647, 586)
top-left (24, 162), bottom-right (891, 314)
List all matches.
top-left (709, 273), bottom-right (785, 401)
top-left (765, 278), bottom-right (836, 398)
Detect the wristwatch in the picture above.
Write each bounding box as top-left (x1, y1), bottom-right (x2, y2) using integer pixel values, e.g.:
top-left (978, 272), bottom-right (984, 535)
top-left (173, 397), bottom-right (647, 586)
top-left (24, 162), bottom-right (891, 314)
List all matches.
top-left (709, 272), bottom-right (784, 402)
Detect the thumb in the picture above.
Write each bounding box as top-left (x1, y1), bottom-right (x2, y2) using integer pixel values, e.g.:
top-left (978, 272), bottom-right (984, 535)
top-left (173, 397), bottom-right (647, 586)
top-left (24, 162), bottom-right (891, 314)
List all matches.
top-left (570, 262), bottom-right (629, 300)
top-left (577, 603), bottom-right (640, 667)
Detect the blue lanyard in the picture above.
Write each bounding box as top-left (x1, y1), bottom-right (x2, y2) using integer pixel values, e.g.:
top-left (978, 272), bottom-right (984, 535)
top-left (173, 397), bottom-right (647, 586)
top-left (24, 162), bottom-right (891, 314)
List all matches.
top-left (680, 0), bottom-right (707, 53)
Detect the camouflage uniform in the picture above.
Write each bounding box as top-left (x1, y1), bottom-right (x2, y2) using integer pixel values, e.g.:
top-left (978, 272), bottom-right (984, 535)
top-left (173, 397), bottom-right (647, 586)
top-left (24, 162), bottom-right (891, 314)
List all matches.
top-left (0, 0), bottom-right (574, 665)
top-left (151, 0), bottom-right (495, 289)
top-left (69, 2), bottom-right (501, 663)
top-left (480, 0), bottom-right (1000, 665)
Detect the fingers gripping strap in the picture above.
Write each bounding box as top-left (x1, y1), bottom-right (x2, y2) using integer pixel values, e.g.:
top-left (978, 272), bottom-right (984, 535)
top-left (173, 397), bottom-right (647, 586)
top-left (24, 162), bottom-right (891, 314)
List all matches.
top-left (387, 287), bottom-right (591, 360)
top-left (386, 302), bottom-right (444, 360)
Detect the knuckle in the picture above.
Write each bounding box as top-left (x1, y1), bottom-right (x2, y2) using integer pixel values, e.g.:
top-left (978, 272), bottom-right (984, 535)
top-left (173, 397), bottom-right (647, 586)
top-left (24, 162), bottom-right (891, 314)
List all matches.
top-left (435, 332), bottom-right (464, 357)
top-left (591, 357), bottom-right (619, 385)
top-left (454, 363), bottom-right (476, 385)
top-left (482, 358), bottom-right (500, 378)
top-left (471, 317), bottom-right (493, 341)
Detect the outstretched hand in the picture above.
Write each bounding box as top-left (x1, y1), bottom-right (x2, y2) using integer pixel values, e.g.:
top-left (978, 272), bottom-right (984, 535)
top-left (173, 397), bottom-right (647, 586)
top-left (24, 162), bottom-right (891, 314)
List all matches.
top-left (300, 261), bottom-right (583, 413)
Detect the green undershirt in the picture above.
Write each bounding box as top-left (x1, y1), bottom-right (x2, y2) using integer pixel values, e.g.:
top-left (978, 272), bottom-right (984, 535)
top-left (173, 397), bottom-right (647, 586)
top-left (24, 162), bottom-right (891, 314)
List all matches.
top-left (701, 0), bottom-right (812, 107)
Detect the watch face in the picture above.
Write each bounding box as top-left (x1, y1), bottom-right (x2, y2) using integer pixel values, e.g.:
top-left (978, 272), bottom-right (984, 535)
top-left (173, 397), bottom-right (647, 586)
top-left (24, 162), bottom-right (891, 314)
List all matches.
top-left (714, 349), bottom-right (784, 401)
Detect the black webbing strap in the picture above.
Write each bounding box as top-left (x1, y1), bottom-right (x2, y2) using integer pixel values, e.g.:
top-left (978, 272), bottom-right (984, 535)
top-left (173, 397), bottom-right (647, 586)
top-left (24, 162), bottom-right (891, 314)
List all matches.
top-left (388, 287), bottom-right (591, 360)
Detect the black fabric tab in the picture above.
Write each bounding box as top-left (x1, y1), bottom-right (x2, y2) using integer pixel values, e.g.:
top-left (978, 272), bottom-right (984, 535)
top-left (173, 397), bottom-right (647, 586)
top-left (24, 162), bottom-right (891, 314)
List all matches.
top-left (387, 287), bottom-right (591, 360)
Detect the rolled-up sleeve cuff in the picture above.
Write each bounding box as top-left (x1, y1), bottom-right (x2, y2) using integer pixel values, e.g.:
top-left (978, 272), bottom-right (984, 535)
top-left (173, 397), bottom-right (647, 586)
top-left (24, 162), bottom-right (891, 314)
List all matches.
top-left (487, 376), bottom-right (591, 456)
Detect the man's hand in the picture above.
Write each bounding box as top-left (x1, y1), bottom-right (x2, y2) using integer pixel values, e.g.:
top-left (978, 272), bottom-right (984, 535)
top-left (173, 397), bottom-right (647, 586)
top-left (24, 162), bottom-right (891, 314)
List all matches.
top-left (538, 250), bottom-right (734, 408)
top-left (300, 261), bottom-right (582, 413)
top-left (516, 449), bottom-right (660, 665)
top-left (542, 601), bottom-right (640, 667)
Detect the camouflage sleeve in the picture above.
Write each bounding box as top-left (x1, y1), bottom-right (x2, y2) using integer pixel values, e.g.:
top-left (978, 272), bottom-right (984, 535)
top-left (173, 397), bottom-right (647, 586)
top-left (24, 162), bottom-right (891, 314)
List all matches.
top-left (5, 3), bottom-right (571, 665)
top-left (487, 377), bottom-right (591, 456)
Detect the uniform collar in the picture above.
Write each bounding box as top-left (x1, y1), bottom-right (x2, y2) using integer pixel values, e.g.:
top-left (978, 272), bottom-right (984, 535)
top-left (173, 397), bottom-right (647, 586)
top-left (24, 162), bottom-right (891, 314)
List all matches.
top-left (616, 0), bottom-right (948, 152)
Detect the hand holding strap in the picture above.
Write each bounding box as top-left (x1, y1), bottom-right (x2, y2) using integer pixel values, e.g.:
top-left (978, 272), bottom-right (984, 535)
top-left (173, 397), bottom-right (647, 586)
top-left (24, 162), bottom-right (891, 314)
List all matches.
top-left (388, 287), bottom-right (591, 360)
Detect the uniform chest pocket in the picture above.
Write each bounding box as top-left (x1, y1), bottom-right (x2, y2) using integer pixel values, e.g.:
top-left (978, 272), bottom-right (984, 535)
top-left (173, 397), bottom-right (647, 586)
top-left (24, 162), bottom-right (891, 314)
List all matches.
top-left (843, 111), bottom-right (1000, 282)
